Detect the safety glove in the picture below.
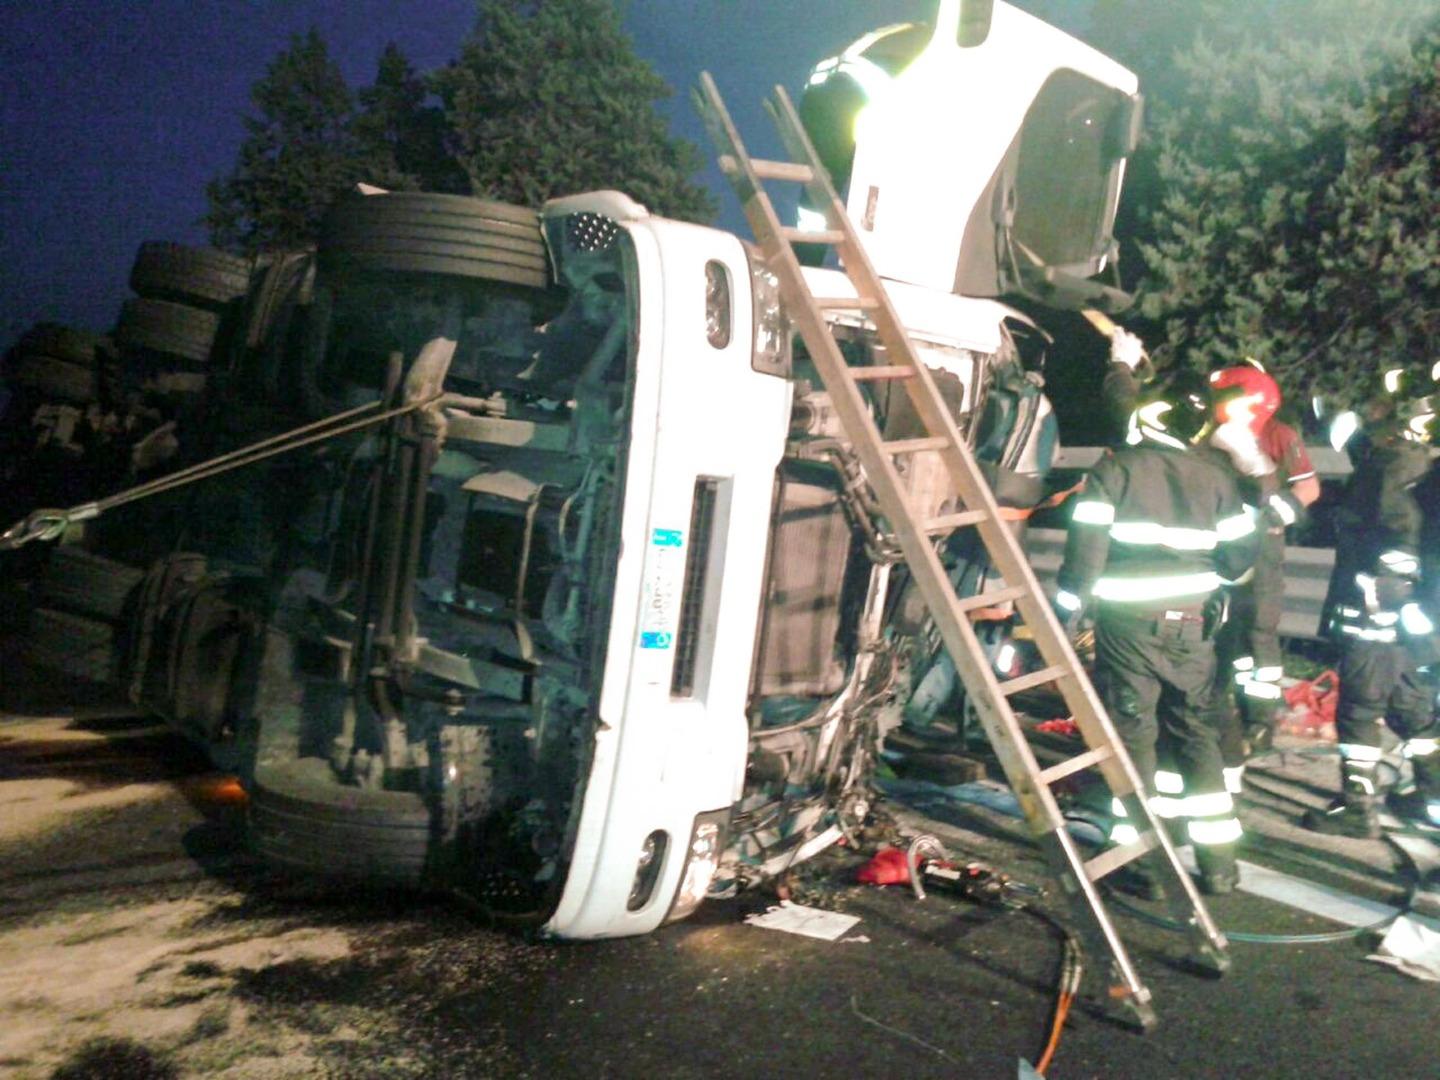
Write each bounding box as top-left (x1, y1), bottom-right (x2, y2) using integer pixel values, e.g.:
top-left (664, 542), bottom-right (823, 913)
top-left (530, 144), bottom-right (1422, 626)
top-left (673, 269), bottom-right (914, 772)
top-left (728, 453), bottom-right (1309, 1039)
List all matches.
top-left (1109, 328), bottom-right (1146, 371)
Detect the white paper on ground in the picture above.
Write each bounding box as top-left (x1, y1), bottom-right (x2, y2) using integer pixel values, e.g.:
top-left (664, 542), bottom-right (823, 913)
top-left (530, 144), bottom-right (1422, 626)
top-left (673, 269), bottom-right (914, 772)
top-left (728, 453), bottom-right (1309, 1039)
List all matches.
top-left (1367, 916), bottom-right (1440, 982)
top-left (744, 900), bottom-right (862, 942)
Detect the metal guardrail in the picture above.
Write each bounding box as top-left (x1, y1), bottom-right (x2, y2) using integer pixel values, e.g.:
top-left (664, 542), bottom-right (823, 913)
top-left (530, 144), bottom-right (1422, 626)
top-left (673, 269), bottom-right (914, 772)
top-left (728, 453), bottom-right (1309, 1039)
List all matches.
top-left (1024, 530), bottom-right (1334, 641)
top-left (1054, 445), bottom-right (1352, 479)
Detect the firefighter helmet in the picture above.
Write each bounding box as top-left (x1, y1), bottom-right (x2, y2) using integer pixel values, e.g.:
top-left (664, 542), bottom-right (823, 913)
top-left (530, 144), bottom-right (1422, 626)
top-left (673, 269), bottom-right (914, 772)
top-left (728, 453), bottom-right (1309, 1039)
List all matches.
top-left (1398, 394), bottom-right (1438, 444)
top-left (1380, 364), bottom-right (1440, 403)
top-left (1130, 370), bottom-right (1212, 447)
top-left (1209, 365), bottom-right (1281, 436)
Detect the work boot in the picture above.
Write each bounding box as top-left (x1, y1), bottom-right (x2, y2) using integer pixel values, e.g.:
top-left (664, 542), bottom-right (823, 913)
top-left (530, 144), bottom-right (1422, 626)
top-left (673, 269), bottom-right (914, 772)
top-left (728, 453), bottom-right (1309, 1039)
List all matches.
top-left (1193, 844), bottom-right (1240, 895)
top-left (1386, 789), bottom-right (1440, 831)
top-left (1302, 787), bottom-right (1381, 840)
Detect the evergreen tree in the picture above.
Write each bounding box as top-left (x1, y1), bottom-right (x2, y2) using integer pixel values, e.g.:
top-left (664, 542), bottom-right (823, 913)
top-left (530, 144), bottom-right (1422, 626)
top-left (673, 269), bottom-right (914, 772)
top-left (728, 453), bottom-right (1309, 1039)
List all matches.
top-left (205, 30), bottom-right (375, 253)
top-left (432, 0), bottom-right (714, 221)
top-left (354, 44), bottom-right (469, 195)
top-left (1089, 2), bottom-right (1439, 404)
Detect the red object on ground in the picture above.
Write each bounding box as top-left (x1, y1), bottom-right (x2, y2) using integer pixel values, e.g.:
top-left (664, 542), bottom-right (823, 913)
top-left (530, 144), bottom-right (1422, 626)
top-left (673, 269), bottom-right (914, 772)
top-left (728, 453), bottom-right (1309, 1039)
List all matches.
top-left (857, 846), bottom-right (912, 886)
top-left (1035, 718), bottom-right (1080, 736)
top-left (1281, 669), bottom-right (1339, 736)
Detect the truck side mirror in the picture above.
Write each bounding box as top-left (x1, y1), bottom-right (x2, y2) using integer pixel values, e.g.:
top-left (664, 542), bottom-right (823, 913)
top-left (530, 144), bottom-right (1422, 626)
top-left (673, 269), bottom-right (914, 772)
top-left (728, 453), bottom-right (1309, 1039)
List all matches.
top-left (1106, 92), bottom-right (1146, 160)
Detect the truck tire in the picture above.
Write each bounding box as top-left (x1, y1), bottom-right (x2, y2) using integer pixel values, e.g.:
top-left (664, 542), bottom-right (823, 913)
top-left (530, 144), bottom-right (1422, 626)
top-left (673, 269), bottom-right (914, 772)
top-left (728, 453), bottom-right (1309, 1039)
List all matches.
top-left (248, 758), bottom-right (432, 884)
top-left (6, 356), bottom-right (97, 404)
top-left (12, 324), bottom-right (102, 366)
top-left (24, 607), bottom-right (121, 685)
top-left (4, 324), bottom-right (103, 404)
top-left (35, 548), bottom-right (145, 623)
top-left (319, 192), bottom-right (549, 288)
top-left (115, 298), bottom-right (220, 367)
top-left (130, 242), bottom-right (253, 310)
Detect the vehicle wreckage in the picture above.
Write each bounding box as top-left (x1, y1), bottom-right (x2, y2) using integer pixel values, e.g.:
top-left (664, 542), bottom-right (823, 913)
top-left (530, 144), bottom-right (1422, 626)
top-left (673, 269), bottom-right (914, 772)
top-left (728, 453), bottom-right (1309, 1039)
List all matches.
top-left (0, 1), bottom-right (1140, 939)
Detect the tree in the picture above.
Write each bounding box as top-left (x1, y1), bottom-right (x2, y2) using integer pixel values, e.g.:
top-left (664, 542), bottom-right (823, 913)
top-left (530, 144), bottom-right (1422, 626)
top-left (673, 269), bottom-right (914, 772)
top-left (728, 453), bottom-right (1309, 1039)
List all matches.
top-left (354, 44), bottom-right (469, 195)
top-left (1089, 2), bottom-right (1439, 406)
top-left (432, 0), bottom-right (714, 222)
top-left (205, 30), bottom-right (374, 253)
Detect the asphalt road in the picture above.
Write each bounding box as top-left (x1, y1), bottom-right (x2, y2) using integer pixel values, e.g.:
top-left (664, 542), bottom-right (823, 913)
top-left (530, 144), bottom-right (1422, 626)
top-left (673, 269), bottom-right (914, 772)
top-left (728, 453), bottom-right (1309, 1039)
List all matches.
top-left (2, 705), bottom-right (1437, 1080)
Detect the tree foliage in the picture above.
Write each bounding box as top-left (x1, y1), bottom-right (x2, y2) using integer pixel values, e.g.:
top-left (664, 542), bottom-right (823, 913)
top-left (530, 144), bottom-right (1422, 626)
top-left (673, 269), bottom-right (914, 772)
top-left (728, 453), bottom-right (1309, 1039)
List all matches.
top-left (1090, 2), bottom-right (1440, 405)
top-left (432, 0), bottom-right (713, 221)
top-left (208, 2), bottom-right (714, 253)
top-left (205, 30), bottom-right (378, 253)
top-left (354, 44), bottom-right (468, 196)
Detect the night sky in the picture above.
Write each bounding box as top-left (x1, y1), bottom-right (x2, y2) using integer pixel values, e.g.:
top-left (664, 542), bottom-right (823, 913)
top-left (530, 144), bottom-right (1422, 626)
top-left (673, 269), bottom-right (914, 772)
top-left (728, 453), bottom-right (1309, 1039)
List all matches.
top-left (0, 1), bottom-right (1091, 347)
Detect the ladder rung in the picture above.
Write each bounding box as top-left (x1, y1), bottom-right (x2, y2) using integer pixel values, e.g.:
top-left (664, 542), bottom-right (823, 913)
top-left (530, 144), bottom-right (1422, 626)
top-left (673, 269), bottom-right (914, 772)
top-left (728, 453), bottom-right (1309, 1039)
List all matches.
top-left (782, 226), bottom-right (845, 245)
top-left (926, 509), bottom-right (990, 533)
top-left (718, 154), bottom-right (815, 183)
top-left (850, 365), bottom-right (916, 382)
top-left (1083, 830), bottom-right (1161, 882)
top-left (816, 296), bottom-right (881, 311)
top-left (882, 436), bottom-right (950, 456)
top-left (997, 664), bottom-right (1070, 697)
top-left (1037, 745), bottom-right (1116, 786)
top-left (953, 585), bottom-right (1028, 612)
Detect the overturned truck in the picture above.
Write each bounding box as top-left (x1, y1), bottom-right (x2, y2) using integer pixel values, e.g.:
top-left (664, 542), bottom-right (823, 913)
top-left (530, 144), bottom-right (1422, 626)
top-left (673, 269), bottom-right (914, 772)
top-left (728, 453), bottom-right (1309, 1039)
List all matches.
top-left (2, 1), bottom-right (1139, 938)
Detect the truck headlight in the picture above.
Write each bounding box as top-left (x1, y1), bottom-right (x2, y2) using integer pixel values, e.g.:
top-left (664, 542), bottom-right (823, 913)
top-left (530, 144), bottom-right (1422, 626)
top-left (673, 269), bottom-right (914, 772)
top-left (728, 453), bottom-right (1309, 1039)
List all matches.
top-left (664, 809), bottom-right (729, 923)
top-left (705, 260), bottom-right (732, 348)
top-left (748, 261), bottom-right (791, 377)
top-left (627, 830), bottom-right (669, 911)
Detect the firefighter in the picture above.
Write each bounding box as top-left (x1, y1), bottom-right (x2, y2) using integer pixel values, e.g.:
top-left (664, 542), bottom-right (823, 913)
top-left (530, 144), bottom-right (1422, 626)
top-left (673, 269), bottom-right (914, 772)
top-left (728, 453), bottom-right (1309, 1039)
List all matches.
top-left (1207, 364), bottom-right (1320, 762)
top-left (1305, 387), bottom-right (1440, 837)
top-left (1055, 372), bottom-right (1260, 892)
top-left (1102, 326), bottom-right (1150, 446)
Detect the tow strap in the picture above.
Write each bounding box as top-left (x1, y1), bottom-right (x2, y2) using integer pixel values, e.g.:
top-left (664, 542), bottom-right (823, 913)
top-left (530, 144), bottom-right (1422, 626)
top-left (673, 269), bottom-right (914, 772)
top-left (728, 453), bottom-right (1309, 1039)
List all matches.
top-left (0, 394), bottom-right (440, 551)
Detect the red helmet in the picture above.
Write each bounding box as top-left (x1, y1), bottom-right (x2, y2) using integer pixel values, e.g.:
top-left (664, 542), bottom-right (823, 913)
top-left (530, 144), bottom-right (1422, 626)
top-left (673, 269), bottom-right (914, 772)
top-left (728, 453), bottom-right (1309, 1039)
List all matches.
top-left (1209, 365), bottom-right (1281, 435)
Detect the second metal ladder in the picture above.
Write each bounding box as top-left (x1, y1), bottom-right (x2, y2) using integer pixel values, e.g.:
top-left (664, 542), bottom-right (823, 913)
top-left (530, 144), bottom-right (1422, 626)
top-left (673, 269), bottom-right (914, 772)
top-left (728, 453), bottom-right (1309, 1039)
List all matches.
top-left (694, 72), bottom-right (1229, 1031)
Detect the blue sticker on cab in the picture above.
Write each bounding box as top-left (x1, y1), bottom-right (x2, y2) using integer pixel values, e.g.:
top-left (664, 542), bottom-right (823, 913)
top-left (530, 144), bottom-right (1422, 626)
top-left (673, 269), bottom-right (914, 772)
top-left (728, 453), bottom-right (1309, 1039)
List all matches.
top-left (639, 528), bottom-right (685, 649)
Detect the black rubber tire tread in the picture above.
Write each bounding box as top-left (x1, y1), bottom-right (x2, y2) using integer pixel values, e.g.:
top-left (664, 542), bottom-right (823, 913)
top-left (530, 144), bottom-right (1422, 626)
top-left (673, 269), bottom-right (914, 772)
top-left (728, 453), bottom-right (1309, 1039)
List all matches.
top-left (319, 192), bottom-right (548, 287)
top-left (249, 758), bottom-right (432, 883)
top-left (330, 190), bottom-right (541, 227)
top-left (130, 242), bottom-right (252, 310)
top-left (35, 547), bottom-right (145, 623)
top-left (6, 356), bottom-right (97, 403)
top-left (12, 324), bottom-right (102, 366)
top-left (114, 298), bottom-right (220, 366)
top-left (24, 607), bottom-right (120, 684)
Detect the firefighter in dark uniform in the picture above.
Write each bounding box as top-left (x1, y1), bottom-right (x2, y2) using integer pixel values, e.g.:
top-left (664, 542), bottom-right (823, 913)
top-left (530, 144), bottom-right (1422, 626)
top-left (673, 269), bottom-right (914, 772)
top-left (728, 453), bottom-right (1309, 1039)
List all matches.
top-left (1305, 388), bottom-right (1440, 836)
top-left (1056, 372), bottom-right (1260, 892)
top-left (1206, 365), bottom-right (1319, 778)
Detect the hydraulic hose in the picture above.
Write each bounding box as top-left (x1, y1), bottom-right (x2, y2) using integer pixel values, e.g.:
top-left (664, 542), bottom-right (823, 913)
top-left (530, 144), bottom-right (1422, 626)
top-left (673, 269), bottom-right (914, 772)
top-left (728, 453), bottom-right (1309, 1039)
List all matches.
top-left (1105, 836), bottom-right (1425, 946)
top-left (1107, 888), bottom-right (1416, 945)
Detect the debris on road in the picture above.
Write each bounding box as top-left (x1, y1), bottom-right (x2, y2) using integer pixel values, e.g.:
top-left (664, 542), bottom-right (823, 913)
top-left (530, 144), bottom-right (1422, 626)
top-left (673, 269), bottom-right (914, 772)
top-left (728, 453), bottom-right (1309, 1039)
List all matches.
top-left (743, 901), bottom-right (863, 942)
top-left (856, 847), bottom-right (912, 886)
top-left (1367, 916), bottom-right (1440, 981)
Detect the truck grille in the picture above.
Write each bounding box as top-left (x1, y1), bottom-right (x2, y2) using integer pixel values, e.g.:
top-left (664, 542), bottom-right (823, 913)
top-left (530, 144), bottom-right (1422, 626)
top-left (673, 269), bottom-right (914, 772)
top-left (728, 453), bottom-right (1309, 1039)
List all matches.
top-left (671, 478), bottom-right (720, 698)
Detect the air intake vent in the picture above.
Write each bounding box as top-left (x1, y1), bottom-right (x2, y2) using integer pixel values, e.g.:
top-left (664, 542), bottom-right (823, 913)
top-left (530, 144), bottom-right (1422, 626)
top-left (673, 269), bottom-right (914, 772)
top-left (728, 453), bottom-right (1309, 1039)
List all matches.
top-left (671, 479), bottom-right (720, 698)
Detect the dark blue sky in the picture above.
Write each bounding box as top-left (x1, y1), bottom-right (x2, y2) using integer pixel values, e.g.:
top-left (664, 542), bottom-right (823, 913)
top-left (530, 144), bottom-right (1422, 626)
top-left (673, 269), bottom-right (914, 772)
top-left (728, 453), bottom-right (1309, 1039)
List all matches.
top-left (0, 1), bottom-right (1089, 344)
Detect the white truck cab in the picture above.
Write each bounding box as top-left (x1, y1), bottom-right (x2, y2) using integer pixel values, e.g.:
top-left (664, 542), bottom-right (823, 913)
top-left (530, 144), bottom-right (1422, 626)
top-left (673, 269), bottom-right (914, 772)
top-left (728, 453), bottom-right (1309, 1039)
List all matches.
top-left (102, 1), bottom-right (1136, 939)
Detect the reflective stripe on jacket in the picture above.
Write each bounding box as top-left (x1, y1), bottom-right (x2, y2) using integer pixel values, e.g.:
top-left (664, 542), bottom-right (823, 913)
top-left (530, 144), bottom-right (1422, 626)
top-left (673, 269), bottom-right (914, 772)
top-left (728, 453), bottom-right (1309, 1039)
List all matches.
top-left (1059, 443), bottom-right (1258, 607)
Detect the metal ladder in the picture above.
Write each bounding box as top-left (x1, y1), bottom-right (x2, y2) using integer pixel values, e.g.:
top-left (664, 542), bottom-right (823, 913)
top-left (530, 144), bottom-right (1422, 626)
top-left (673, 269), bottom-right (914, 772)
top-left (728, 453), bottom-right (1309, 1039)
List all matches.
top-left (694, 73), bottom-right (1228, 1031)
